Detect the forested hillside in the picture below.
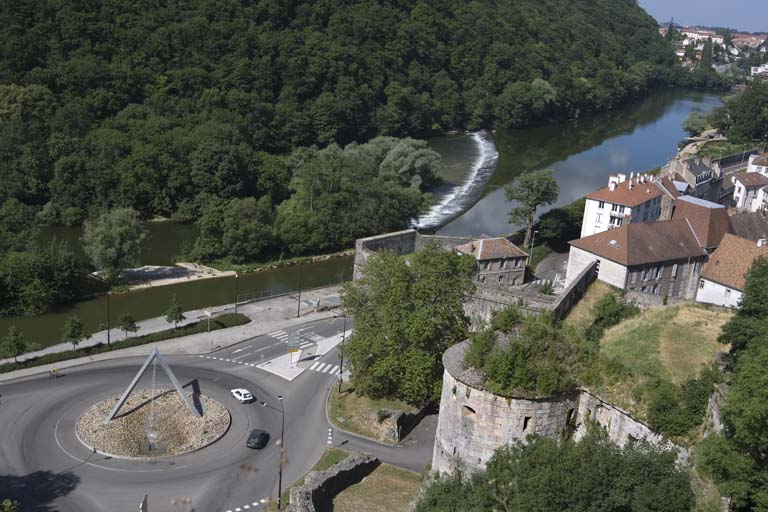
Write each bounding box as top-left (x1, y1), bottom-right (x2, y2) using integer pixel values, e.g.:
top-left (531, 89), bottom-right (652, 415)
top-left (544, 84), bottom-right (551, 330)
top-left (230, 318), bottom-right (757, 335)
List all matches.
top-left (0, 0), bottom-right (683, 224)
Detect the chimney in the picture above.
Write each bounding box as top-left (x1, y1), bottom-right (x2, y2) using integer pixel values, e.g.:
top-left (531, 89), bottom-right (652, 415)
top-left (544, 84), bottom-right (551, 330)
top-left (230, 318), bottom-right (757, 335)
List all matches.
top-left (758, 238), bottom-right (768, 248)
top-left (629, 179), bottom-right (634, 191)
top-left (609, 182), bottom-right (617, 192)
top-left (630, 172), bottom-right (635, 180)
top-left (617, 173), bottom-right (627, 183)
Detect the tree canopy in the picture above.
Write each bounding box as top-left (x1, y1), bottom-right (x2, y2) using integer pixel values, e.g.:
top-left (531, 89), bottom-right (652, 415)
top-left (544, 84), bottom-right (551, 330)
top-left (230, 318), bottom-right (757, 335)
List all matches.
top-left (708, 81), bottom-right (768, 143)
top-left (416, 429), bottom-right (694, 512)
top-left (82, 208), bottom-right (147, 282)
top-left (0, 0), bottom-right (694, 225)
top-left (505, 169), bottom-right (559, 248)
top-left (341, 244), bottom-right (475, 405)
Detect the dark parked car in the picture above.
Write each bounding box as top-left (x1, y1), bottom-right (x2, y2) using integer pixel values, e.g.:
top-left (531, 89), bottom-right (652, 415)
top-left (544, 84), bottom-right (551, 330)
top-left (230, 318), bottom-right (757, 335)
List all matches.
top-left (246, 429), bottom-right (269, 449)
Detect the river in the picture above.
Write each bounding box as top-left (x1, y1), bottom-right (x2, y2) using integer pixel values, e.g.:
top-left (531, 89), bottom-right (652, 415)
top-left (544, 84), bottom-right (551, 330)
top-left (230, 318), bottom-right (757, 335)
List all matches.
top-left (1, 90), bottom-right (723, 347)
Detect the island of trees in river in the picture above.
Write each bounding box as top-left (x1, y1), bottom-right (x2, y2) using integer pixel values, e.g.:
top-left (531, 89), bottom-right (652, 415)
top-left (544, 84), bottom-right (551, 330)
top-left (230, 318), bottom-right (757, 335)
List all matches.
top-left (0, 0), bottom-right (730, 316)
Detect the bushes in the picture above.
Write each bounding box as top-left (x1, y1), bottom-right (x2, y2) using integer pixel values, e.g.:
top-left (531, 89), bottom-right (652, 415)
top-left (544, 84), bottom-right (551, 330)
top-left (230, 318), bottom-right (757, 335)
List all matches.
top-left (646, 364), bottom-right (721, 437)
top-left (0, 313), bottom-right (250, 374)
top-left (586, 292), bottom-right (640, 341)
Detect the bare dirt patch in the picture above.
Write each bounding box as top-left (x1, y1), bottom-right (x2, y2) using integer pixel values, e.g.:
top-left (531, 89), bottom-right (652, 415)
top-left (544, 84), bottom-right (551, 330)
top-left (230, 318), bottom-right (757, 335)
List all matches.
top-left (333, 464), bottom-right (422, 512)
top-left (76, 388), bottom-right (230, 458)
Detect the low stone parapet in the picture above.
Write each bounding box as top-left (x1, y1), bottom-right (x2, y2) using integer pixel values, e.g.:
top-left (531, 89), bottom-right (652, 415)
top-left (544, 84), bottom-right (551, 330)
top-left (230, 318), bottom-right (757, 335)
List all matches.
top-left (287, 452), bottom-right (380, 512)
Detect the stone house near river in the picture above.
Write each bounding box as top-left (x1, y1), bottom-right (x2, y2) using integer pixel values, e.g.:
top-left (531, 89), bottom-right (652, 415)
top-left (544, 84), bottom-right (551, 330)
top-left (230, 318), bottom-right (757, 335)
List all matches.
top-left (454, 237), bottom-right (528, 288)
top-left (696, 233), bottom-right (768, 308)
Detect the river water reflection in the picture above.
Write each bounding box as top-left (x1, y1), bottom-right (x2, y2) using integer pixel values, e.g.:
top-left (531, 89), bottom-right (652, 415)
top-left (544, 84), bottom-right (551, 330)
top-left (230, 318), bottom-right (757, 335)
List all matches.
top-left (3, 90), bottom-right (724, 346)
top-left (438, 90), bottom-right (723, 236)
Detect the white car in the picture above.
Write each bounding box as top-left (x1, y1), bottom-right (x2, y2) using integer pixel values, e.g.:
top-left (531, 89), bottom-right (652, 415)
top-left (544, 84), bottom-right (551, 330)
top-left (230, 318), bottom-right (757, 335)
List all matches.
top-left (231, 388), bottom-right (254, 403)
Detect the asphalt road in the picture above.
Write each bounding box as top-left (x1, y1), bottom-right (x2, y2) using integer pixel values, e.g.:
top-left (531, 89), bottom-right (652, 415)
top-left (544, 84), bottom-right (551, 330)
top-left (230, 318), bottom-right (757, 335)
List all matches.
top-left (0, 316), bottom-right (436, 512)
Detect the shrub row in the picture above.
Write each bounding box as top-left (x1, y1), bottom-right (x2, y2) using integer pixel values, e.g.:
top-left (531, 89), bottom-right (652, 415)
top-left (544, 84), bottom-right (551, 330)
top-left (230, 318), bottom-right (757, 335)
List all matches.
top-left (0, 313), bottom-right (250, 374)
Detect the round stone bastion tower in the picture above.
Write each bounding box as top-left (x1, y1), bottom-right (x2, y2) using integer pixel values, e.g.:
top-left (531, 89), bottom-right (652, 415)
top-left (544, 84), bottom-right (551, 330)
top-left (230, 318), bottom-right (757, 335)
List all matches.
top-left (431, 340), bottom-right (579, 476)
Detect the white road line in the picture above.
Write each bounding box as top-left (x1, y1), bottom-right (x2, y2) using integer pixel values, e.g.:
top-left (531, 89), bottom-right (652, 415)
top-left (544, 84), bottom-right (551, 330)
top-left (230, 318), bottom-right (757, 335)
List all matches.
top-left (244, 506), bottom-right (250, 509)
top-left (260, 499), bottom-right (266, 503)
top-left (253, 346), bottom-right (271, 353)
top-left (232, 345), bottom-right (252, 354)
top-left (328, 365), bottom-right (340, 374)
top-left (317, 363), bottom-right (329, 372)
top-left (271, 342), bottom-right (283, 347)
top-left (310, 362), bottom-right (320, 370)
top-left (232, 353), bottom-right (252, 361)
top-left (300, 342), bottom-right (313, 349)
top-left (267, 330), bottom-right (283, 336)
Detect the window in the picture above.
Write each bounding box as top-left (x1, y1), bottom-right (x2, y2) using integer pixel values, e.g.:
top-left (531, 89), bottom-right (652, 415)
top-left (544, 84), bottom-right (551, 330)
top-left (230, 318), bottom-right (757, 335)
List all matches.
top-left (631, 271), bottom-right (638, 284)
top-left (498, 275), bottom-right (504, 284)
top-left (523, 416), bottom-right (531, 432)
top-left (725, 289), bottom-right (731, 298)
top-left (655, 266), bottom-right (662, 279)
top-left (671, 264), bottom-right (678, 278)
top-left (479, 275), bottom-right (486, 283)
top-left (699, 279), bottom-right (705, 289)
top-left (596, 213), bottom-right (603, 223)
top-left (612, 203), bottom-right (619, 212)
top-left (598, 201), bottom-right (605, 209)
top-left (618, 205), bottom-right (625, 214)
top-left (642, 269), bottom-right (648, 281)
top-left (462, 406), bottom-right (476, 417)
top-left (653, 284), bottom-right (660, 295)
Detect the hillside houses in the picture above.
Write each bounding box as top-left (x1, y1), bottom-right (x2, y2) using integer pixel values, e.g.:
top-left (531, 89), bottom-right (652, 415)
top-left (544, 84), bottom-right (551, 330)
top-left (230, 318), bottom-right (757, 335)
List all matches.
top-left (565, 156), bottom-right (768, 306)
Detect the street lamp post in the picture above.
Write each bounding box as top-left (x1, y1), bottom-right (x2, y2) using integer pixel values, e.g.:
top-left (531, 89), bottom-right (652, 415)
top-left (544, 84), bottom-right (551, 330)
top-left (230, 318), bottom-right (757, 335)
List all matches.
top-left (527, 230), bottom-right (539, 267)
top-left (234, 272), bottom-right (239, 314)
top-left (296, 266), bottom-right (303, 319)
top-left (262, 396), bottom-right (286, 509)
top-left (106, 291), bottom-right (111, 346)
top-left (338, 314), bottom-right (347, 393)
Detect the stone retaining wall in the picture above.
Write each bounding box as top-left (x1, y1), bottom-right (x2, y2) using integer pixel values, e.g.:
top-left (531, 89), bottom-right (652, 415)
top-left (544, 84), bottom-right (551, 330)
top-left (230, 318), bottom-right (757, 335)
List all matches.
top-left (432, 341), bottom-right (690, 476)
top-left (287, 452), bottom-right (380, 512)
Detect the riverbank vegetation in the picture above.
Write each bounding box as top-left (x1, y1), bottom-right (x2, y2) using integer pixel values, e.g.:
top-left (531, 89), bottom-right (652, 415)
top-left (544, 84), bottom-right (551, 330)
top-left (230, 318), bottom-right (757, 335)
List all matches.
top-left (685, 81), bottom-right (768, 143)
top-left (0, 313), bottom-right (249, 374)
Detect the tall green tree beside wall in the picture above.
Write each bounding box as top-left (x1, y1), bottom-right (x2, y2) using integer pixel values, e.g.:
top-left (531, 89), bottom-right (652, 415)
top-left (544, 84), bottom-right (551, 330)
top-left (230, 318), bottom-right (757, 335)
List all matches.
top-left (341, 245), bottom-right (475, 405)
top-left (505, 169), bottom-right (559, 249)
top-left (82, 208), bottom-right (147, 283)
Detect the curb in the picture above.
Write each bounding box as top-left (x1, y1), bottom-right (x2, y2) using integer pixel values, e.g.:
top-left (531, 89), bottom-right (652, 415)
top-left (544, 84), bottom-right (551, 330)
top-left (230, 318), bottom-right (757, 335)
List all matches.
top-left (324, 381), bottom-right (400, 449)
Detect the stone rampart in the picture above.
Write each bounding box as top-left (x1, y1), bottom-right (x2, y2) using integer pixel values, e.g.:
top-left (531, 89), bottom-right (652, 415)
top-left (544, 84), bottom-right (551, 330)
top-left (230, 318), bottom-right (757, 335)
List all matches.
top-left (287, 452), bottom-right (380, 512)
top-left (353, 230), bottom-right (418, 280)
top-left (432, 341), bottom-right (690, 477)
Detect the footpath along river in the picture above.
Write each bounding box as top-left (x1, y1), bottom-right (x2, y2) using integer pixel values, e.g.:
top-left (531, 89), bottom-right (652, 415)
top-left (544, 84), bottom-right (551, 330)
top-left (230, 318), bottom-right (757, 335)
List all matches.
top-left (1, 89), bottom-right (723, 347)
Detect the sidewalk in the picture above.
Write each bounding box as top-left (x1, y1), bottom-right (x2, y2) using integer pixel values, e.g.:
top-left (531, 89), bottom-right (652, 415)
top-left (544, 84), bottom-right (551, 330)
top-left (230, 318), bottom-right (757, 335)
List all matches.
top-left (0, 286), bottom-right (343, 382)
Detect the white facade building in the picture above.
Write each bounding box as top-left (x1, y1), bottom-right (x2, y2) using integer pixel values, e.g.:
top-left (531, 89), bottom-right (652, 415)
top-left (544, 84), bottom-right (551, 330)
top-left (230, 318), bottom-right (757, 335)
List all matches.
top-left (580, 173), bottom-right (664, 238)
top-left (732, 173), bottom-right (768, 211)
top-left (696, 234), bottom-right (768, 308)
top-left (747, 154), bottom-right (768, 174)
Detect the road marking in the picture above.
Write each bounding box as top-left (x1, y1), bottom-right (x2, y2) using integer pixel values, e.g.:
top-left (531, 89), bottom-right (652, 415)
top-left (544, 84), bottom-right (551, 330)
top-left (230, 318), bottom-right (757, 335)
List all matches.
top-left (232, 353), bottom-right (252, 361)
top-left (271, 342), bottom-right (283, 347)
top-left (316, 363), bottom-right (328, 372)
top-left (232, 345), bottom-right (252, 354)
top-left (253, 346), bottom-right (271, 353)
top-left (326, 365), bottom-right (339, 374)
top-left (267, 330), bottom-right (283, 336)
top-left (300, 342), bottom-right (313, 349)
top-left (310, 362), bottom-right (320, 370)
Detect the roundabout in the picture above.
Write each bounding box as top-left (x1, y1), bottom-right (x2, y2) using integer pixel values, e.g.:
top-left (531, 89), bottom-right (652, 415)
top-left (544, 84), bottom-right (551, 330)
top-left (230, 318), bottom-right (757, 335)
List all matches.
top-left (1, 356), bottom-right (287, 511)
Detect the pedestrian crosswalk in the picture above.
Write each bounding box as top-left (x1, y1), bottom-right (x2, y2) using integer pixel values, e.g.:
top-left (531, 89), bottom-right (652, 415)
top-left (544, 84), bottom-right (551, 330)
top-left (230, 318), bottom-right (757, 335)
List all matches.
top-left (308, 361), bottom-right (340, 375)
top-left (267, 330), bottom-right (290, 341)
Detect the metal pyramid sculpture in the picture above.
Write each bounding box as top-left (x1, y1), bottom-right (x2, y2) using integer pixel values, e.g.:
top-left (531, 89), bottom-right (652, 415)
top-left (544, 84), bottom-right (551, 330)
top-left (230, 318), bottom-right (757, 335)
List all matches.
top-left (104, 348), bottom-right (202, 423)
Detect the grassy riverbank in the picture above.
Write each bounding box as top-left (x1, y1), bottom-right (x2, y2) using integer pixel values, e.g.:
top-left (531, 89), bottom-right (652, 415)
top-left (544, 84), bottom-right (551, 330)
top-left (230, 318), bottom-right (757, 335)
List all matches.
top-left (204, 249), bottom-right (355, 273)
top-left (0, 313), bottom-right (250, 374)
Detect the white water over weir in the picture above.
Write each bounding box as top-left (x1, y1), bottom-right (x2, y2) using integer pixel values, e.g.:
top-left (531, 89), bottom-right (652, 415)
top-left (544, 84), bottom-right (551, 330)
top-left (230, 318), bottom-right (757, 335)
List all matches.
top-left (414, 130), bottom-right (499, 230)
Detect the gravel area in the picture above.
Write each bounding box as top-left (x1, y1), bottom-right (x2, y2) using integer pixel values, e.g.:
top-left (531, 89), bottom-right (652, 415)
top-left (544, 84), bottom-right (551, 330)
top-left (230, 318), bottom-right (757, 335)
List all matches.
top-left (76, 389), bottom-right (230, 458)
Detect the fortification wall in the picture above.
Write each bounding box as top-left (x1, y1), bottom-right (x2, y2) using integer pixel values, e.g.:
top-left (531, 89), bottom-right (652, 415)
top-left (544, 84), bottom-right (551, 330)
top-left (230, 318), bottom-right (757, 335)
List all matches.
top-left (432, 342), bottom-right (579, 475)
top-left (353, 230), bottom-right (418, 280)
top-left (432, 341), bottom-right (689, 477)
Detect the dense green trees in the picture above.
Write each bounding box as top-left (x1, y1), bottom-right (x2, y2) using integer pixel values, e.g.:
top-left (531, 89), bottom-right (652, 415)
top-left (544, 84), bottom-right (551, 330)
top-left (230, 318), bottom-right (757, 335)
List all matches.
top-left (82, 208), bottom-right (147, 282)
top-left (505, 169), bottom-right (559, 249)
top-left (698, 257), bottom-right (768, 510)
top-left (0, 198), bottom-right (83, 316)
top-left (466, 311), bottom-right (596, 397)
top-left (341, 245), bottom-right (475, 405)
top-left (0, 0), bottom-right (689, 225)
top-left (416, 429), bottom-right (694, 512)
top-left (708, 81), bottom-right (768, 142)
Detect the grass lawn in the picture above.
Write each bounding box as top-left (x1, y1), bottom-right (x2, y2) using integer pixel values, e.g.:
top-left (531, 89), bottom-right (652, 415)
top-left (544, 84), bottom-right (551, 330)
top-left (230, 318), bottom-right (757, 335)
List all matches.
top-left (563, 280), bottom-right (613, 332)
top-left (333, 464), bottom-right (422, 512)
top-left (697, 140), bottom-right (765, 161)
top-left (267, 448), bottom-right (349, 511)
top-left (596, 305), bottom-right (731, 420)
top-left (328, 382), bottom-right (416, 443)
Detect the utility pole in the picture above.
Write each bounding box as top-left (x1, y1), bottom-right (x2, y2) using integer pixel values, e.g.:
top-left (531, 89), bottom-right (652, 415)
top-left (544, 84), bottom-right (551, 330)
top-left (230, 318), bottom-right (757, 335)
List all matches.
top-left (527, 230), bottom-right (539, 267)
top-left (278, 395), bottom-right (285, 510)
top-left (234, 272), bottom-right (239, 314)
top-left (296, 266), bottom-right (303, 318)
top-left (338, 314), bottom-right (347, 393)
top-left (106, 291), bottom-right (111, 346)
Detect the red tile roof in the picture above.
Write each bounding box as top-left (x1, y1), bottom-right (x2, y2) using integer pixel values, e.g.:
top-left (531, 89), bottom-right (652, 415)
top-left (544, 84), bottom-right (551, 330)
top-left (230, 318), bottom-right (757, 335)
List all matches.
top-left (569, 220), bottom-right (707, 266)
top-left (734, 172), bottom-right (768, 188)
top-left (585, 179), bottom-right (663, 207)
top-left (455, 238), bottom-right (527, 260)
top-left (701, 234), bottom-right (768, 291)
top-left (671, 196), bottom-right (731, 250)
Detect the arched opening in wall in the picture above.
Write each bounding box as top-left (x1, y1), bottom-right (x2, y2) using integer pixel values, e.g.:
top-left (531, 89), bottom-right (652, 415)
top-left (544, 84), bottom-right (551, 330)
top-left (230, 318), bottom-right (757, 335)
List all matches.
top-left (523, 416), bottom-right (532, 432)
top-left (462, 406), bottom-right (476, 418)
